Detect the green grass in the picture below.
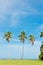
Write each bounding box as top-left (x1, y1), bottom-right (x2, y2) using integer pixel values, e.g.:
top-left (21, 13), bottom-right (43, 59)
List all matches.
top-left (0, 60), bottom-right (43, 65)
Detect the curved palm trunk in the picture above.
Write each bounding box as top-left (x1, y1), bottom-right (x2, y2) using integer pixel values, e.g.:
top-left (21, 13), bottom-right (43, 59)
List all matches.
top-left (21, 42), bottom-right (24, 60)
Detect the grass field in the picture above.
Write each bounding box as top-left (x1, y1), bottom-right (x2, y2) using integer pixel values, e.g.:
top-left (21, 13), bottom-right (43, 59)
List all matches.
top-left (0, 60), bottom-right (43, 65)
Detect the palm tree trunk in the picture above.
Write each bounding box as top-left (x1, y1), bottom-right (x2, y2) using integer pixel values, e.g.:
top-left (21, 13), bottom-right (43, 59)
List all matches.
top-left (8, 43), bottom-right (10, 59)
top-left (32, 41), bottom-right (34, 45)
top-left (21, 42), bottom-right (24, 60)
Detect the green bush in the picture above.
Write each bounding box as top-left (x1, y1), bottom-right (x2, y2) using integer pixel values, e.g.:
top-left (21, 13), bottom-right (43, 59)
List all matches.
top-left (39, 44), bottom-right (43, 60)
top-left (39, 54), bottom-right (43, 60)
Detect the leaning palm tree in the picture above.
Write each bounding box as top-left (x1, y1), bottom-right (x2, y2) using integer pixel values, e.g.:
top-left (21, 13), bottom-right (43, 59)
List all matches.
top-left (4, 32), bottom-right (12, 59)
top-left (18, 31), bottom-right (27, 59)
top-left (29, 35), bottom-right (35, 45)
top-left (4, 32), bottom-right (12, 42)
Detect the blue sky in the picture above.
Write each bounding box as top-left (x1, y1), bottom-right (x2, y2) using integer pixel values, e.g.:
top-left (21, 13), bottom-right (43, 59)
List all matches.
top-left (0, 0), bottom-right (43, 59)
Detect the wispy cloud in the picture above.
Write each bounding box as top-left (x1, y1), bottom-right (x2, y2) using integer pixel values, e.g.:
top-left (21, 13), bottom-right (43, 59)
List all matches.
top-left (0, 0), bottom-right (41, 27)
top-left (39, 24), bottom-right (43, 30)
top-left (12, 38), bottom-right (20, 42)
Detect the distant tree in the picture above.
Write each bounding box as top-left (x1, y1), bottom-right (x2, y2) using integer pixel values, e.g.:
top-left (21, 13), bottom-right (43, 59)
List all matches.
top-left (39, 43), bottom-right (43, 60)
top-left (39, 32), bottom-right (43, 60)
top-left (29, 35), bottom-right (35, 45)
top-left (18, 31), bottom-right (27, 59)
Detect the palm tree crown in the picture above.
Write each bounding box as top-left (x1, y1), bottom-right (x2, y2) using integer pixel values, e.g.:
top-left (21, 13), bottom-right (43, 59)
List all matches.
top-left (18, 31), bottom-right (27, 43)
top-left (29, 35), bottom-right (35, 45)
top-left (4, 32), bottom-right (12, 42)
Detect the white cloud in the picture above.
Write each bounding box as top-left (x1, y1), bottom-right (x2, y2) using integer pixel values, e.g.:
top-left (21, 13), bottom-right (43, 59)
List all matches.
top-left (12, 38), bottom-right (20, 42)
top-left (34, 40), bottom-right (41, 46)
top-left (0, 0), bottom-right (9, 22)
top-left (8, 44), bottom-right (21, 48)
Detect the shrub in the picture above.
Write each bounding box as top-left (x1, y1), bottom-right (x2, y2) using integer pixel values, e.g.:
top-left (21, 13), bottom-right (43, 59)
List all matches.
top-left (39, 44), bottom-right (43, 60)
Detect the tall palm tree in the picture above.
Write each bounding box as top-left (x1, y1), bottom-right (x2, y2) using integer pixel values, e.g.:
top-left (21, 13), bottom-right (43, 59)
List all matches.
top-left (4, 32), bottom-right (12, 42)
top-left (4, 32), bottom-right (12, 59)
top-left (18, 31), bottom-right (27, 59)
top-left (29, 35), bottom-right (35, 45)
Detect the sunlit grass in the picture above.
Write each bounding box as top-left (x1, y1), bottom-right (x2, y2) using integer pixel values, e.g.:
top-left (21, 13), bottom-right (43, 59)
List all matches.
top-left (0, 60), bottom-right (43, 65)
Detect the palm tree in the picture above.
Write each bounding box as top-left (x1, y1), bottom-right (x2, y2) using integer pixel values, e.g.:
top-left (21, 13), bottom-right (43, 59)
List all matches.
top-left (4, 32), bottom-right (12, 59)
top-left (40, 32), bottom-right (43, 37)
top-left (4, 32), bottom-right (12, 42)
top-left (29, 35), bottom-right (35, 45)
top-left (18, 31), bottom-right (27, 59)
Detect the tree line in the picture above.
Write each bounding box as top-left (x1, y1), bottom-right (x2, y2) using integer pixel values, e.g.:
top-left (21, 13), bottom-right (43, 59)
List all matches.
top-left (4, 31), bottom-right (43, 60)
